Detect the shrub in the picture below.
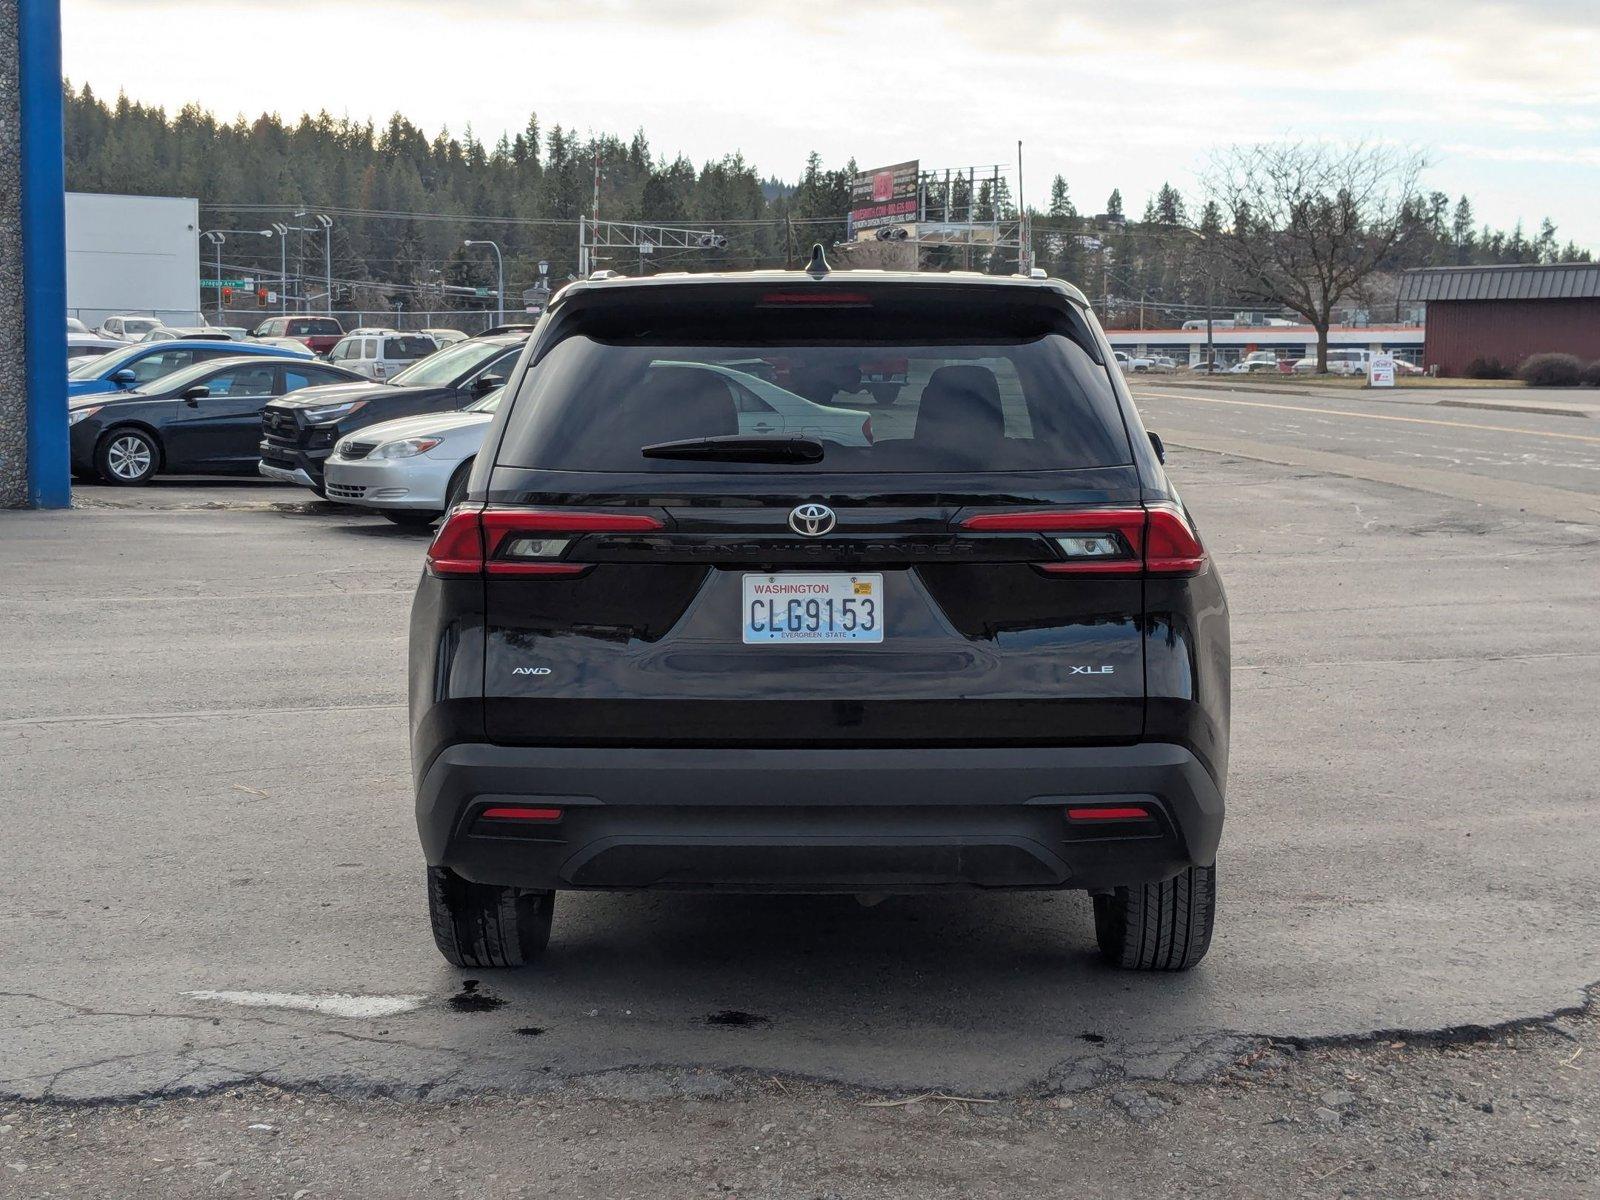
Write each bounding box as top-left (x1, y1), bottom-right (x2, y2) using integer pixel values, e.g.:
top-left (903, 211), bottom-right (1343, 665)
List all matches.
top-left (1516, 352), bottom-right (1584, 387)
top-left (1464, 356), bottom-right (1511, 380)
top-left (1582, 360), bottom-right (1600, 387)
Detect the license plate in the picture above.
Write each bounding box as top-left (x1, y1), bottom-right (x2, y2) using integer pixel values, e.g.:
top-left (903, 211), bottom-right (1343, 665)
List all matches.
top-left (742, 574), bottom-right (884, 644)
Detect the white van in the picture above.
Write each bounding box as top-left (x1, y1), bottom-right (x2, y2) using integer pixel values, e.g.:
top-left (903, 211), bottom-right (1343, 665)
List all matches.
top-left (327, 331), bottom-right (438, 381)
top-left (1293, 348), bottom-right (1372, 376)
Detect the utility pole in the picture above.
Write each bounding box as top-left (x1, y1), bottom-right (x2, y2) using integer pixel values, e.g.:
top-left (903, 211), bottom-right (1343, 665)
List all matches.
top-left (1016, 140), bottom-right (1027, 274)
top-left (1206, 277), bottom-right (1216, 371)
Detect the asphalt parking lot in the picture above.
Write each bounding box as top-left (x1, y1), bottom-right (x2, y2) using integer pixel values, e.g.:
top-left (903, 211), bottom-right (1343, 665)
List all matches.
top-left (3, 383), bottom-right (1599, 1193)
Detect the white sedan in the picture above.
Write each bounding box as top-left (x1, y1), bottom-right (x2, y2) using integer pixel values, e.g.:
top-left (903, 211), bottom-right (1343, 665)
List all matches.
top-left (657, 361), bottom-right (874, 446)
top-left (323, 389), bottom-right (501, 526)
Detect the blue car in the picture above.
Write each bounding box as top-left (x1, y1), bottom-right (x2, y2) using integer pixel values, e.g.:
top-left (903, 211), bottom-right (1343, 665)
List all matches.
top-left (67, 338), bottom-right (313, 399)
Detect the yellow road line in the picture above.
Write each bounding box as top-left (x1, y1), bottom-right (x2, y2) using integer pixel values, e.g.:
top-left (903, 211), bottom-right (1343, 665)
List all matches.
top-left (1132, 389), bottom-right (1600, 446)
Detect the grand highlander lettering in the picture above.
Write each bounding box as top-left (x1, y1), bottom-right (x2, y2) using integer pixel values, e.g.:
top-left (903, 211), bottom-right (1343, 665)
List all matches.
top-left (409, 256), bottom-right (1229, 973)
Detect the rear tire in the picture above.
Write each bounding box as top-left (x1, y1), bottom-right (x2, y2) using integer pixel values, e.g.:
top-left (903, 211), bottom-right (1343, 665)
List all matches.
top-left (427, 866), bottom-right (554, 968)
top-left (382, 509), bottom-right (440, 527)
top-left (867, 384), bottom-right (902, 406)
top-left (1093, 863), bottom-right (1216, 971)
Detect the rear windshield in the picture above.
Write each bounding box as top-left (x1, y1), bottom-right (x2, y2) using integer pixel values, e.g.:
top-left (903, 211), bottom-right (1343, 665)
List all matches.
top-left (383, 336), bottom-right (437, 360)
top-left (288, 318), bottom-right (343, 336)
top-left (497, 334), bottom-right (1130, 473)
top-left (389, 338), bottom-right (506, 387)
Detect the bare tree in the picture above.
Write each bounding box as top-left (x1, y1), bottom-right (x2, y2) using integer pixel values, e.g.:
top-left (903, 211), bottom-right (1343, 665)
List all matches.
top-left (1204, 142), bottom-right (1427, 372)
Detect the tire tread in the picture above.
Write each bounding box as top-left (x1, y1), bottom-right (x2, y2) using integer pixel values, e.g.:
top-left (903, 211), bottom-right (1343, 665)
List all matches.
top-left (1093, 863), bottom-right (1215, 971)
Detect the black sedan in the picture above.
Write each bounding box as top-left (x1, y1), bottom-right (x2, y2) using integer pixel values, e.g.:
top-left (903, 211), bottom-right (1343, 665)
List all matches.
top-left (69, 356), bottom-right (365, 485)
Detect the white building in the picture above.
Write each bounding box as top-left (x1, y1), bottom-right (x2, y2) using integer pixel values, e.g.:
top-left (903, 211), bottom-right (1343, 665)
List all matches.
top-left (1104, 323), bottom-right (1424, 367)
top-left (66, 192), bottom-right (201, 328)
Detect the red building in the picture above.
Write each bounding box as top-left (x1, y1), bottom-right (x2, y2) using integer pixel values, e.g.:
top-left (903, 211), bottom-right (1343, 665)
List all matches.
top-left (1399, 263), bottom-right (1600, 377)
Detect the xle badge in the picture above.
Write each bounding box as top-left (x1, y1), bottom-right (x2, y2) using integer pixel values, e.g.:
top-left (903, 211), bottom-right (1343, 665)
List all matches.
top-left (1070, 666), bottom-right (1115, 675)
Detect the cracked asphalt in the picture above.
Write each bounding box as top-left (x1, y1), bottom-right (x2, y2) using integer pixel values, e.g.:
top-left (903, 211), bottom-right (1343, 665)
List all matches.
top-left (2, 382), bottom-right (1598, 1192)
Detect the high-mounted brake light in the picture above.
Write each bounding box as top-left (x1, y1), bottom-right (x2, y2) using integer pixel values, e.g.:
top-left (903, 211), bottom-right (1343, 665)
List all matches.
top-left (426, 506), bottom-right (664, 578)
top-left (958, 505), bottom-right (1206, 576)
top-left (757, 291), bottom-right (872, 307)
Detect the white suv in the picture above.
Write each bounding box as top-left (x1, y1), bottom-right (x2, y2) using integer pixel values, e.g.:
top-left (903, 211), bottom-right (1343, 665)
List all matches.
top-left (327, 331), bottom-right (438, 381)
top-left (1293, 349), bottom-right (1372, 376)
top-left (97, 314), bottom-right (164, 342)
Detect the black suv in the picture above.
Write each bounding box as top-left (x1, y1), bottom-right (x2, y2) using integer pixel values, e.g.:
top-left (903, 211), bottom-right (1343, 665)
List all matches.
top-left (410, 264), bottom-right (1229, 971)
top-left (258, 334), bottom-right (526, 494)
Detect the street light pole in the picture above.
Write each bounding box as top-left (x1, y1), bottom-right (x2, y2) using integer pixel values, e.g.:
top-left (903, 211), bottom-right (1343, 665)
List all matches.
top-left (316, 214), bottom-right (334, 316)
top-left (202, 231), bottom-right (225, 323)
top-left (200, 228), bottom-right (274, 324)
top-left (463, 239), bottom-right (505, 324)
top-left (271, 223), bottom-right (289, 313)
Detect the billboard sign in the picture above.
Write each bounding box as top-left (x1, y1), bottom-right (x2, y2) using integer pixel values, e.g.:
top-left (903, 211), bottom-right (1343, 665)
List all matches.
top-left (849, 160), bottom-right (920, 233)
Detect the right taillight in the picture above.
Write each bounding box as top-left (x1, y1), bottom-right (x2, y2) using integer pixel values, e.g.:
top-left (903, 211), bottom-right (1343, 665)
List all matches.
top-left (1141, 502), bottom-right (1208, 575)
top-left (426, 506), bottom-right (664, 578)
top-left (958, 505), bottom-right (1207, 577)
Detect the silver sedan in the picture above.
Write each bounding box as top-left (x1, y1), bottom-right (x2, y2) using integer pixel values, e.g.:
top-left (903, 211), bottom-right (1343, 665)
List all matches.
top-left (322, 389), bottom-right (501, 526)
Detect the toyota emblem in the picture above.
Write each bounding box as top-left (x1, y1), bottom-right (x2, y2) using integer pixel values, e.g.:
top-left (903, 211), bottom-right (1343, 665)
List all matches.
top-left (789, 503), bottom-right (836, 537)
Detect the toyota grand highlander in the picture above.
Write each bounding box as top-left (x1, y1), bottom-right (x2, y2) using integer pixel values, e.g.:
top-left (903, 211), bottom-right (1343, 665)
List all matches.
top-left (409, 255), bottom-right (1229, 972)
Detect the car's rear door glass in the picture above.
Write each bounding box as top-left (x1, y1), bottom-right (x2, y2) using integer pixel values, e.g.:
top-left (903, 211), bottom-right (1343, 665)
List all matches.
top-left (497, 335), bottom-right (1129, 473)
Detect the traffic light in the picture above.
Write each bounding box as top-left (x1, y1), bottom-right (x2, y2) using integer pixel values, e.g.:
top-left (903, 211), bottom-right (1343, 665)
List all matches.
top-left (256, 288), bottom-right (269, 308)
top-left (221, 287), bottom-right (234, 305)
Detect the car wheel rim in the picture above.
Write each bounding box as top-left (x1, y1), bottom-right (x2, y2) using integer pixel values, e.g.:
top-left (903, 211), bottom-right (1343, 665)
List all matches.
top-left (107, 436), bottom-right (152, 480)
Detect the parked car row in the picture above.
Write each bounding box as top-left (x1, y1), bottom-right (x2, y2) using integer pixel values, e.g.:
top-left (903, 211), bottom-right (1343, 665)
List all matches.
top-left (63, 328), bottom-right (531, 494)
top-left (259, 333), bottom-right (528, 509)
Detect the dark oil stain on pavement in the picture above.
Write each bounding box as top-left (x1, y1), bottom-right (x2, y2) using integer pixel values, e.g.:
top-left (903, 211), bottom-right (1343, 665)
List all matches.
top-left (449, 979), bottom-right (506, 1013)
top-left (706, 1010), bottom-right (770, 1028)
top-left (516, 1026), bottom-right (545, 1037)
top-left (1080, 1032), bottom-right (1106, 1044)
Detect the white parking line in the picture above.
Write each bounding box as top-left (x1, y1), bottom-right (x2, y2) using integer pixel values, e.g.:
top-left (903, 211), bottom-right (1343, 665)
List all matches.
top-left (184, 990), bottom-right (427, 1020)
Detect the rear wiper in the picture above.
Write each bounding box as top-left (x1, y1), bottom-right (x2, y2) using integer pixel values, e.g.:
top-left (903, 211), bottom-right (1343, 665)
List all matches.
top-left (640, 434), bottom-right (825, 464)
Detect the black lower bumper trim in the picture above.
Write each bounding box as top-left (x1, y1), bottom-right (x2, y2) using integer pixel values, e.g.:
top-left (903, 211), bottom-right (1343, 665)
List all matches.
top-left (416, 744), bottom-right (1224, 894)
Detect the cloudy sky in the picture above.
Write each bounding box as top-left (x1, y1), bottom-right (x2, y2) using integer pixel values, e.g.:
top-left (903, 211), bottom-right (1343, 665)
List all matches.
top-left (62, 0), bottom-right (1600, 248)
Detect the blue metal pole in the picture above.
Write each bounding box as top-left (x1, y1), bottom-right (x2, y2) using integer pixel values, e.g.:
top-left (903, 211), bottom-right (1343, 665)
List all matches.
top-left (19, 0), bottom-right (70, 508)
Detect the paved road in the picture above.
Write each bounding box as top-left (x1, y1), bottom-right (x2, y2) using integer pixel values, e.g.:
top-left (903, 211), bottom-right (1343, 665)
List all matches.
top-left (3, 429), bottom-right (1598, 1102)
top-left (1131, 381), bottom-right (1600, 515)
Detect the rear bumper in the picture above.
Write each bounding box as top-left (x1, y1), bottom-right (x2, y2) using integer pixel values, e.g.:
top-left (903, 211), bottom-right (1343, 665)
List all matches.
top-left (416, 743), bottom-right (1224, 894)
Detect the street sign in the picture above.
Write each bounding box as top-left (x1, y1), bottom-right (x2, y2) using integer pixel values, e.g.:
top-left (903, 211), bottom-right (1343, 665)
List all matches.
top-left (202, 278), bottom-right (254, 289)
top-left (1368, 352), bottom-right (1396, 388)
top-left (639, 242), bottom-right (655, 255)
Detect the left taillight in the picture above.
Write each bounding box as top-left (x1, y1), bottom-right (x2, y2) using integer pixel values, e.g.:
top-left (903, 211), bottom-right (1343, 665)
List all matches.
top-left (426, 506), bottom-right (665, 578)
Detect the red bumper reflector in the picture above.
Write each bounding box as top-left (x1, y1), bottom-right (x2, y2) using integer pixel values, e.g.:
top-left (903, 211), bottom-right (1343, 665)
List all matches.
top-left (480, 806), bottom-right (564, 822)
top-left (1067, 806), bottom-right (1152, 822)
